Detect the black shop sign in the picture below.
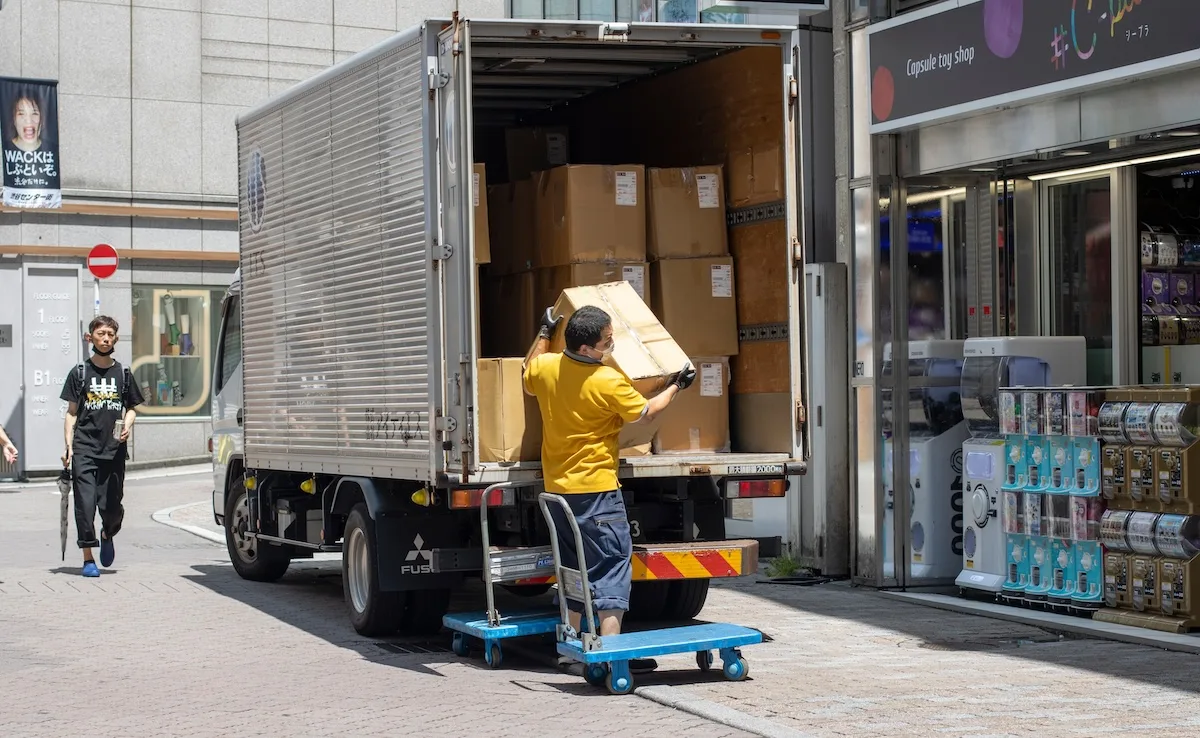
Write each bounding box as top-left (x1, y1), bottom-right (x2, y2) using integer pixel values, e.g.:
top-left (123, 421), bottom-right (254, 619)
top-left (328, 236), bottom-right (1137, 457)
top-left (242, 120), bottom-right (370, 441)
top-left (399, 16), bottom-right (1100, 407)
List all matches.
top-left (868, 0), bottom-right (1200, 133)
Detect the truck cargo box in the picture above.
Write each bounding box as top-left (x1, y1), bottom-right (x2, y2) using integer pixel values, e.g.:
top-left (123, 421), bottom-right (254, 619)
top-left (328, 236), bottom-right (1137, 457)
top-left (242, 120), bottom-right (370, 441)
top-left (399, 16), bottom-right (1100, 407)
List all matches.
top-left (235, 19), bottom-right (810, 486)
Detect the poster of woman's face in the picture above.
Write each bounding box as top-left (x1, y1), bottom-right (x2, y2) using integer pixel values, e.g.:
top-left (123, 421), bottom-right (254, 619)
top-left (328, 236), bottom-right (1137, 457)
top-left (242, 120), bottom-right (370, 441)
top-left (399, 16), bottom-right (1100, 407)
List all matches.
top-left (0, 77), bottom-right (62, 209)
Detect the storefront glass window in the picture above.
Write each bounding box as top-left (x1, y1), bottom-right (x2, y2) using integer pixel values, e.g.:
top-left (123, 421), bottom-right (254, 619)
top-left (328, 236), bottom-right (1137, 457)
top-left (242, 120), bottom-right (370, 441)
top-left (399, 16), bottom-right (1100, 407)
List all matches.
top-left (129, 286), bottom-right (223, 417)
top-left (1048, 176), bottom-right (1113, 385)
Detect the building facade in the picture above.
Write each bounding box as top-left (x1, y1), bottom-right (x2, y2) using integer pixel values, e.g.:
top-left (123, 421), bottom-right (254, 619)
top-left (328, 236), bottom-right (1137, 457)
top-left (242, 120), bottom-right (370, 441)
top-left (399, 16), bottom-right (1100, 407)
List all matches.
top-left (0, 0), bottom-right (501, 478)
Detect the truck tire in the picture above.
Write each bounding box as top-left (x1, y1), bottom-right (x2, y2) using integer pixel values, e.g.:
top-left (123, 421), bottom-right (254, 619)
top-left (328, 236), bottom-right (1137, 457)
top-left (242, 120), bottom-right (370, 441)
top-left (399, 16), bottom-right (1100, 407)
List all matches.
top-left (402, 588), bottom-right (452, 635)
top-left (627, 581), bottom-right (670, 622)
top-left (343, 503), bottom-right (404, 636)
top-left (225, 483), bottom-right (291, 582)
top-left (663, 579), bottom-right (710, 621)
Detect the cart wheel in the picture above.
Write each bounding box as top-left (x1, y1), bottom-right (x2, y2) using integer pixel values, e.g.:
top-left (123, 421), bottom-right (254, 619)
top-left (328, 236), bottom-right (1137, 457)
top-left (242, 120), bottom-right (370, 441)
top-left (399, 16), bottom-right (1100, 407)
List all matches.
top-left (696, 650), bottom-right (714, 672)
top-left (722, 657), bottom-right (749, 682)
top-left (584, 663), bottom-right (608, 687)
top-left (452, 633), bottom-right (470, 658)
top-left (485, 643), bottom-right (503, 669)
top-left (606, 669), bottom-right (634, 695)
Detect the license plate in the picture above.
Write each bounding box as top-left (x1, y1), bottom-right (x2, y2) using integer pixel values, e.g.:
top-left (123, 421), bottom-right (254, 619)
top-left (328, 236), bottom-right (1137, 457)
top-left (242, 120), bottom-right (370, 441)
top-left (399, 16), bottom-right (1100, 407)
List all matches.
top-left (726, 464), bottom-right (785, 476)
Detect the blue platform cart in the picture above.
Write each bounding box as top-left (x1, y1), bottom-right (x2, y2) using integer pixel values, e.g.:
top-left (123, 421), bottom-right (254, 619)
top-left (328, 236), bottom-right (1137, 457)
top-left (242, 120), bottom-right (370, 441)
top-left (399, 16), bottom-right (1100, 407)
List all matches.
top-left (442, 483), bottom-right (562, 668)
top-left (537, 492), bottom-right (763, 695)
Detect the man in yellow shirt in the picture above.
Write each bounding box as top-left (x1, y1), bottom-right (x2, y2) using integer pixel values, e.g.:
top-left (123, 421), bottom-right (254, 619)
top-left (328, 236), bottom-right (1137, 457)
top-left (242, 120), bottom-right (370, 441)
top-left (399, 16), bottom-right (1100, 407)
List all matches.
top-left (524, 305), bottom-right (695, 657)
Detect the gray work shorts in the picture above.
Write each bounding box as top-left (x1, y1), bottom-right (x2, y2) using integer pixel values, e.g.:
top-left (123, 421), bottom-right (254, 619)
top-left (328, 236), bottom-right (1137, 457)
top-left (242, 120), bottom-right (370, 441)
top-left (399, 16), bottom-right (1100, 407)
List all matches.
top-left (546, 490), bottom-right (632, 613)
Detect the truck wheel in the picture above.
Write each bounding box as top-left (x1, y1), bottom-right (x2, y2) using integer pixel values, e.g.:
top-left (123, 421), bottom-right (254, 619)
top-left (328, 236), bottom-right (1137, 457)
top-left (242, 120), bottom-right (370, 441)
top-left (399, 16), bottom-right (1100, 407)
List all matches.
top-left (343, 503), bottom-right (404, 636)
top-left (401, 587), bottom-right (452, 635)
top-left (627, 581), bottom-right (670, 622)
top-left (663, 579), bottom-right (710, 621)
top-left (225, 483), bottom-right (290, 582)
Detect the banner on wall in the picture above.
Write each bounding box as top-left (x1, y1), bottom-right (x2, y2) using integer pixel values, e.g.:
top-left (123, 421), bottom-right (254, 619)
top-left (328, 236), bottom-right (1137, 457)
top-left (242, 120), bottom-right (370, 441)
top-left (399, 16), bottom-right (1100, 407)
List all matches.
top-left (0, 77), bottom-right (61, 209)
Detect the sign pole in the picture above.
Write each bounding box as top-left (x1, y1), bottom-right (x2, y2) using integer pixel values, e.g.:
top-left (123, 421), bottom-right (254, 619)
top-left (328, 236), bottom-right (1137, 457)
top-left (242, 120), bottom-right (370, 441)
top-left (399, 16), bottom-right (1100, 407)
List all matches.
top-left (93, 278), bottom-right (100, 317)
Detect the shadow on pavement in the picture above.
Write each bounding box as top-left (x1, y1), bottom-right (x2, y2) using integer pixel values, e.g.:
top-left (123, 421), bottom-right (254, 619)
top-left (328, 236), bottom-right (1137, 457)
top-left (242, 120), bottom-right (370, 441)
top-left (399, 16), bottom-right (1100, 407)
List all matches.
top-left (48, 565), bottom-right (121, 576)
top-left (183, 561), bottom-right (571, 680)
top-left (717, 576), bottom-right (1200, 694)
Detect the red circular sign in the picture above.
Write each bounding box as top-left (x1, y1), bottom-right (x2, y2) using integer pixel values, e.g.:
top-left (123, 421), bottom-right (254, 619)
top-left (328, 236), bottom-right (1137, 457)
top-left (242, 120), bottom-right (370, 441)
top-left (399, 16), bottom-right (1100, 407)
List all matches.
top-left (87, 243), bottom-right (118, 279)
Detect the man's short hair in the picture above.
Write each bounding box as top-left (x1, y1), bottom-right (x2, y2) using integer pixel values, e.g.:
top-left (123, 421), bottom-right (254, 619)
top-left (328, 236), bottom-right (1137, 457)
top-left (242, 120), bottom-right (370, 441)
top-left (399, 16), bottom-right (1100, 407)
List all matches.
top-left (88, 315), bottom-right (119, 334)
top-left (564, 306), bottom-right (611, 352)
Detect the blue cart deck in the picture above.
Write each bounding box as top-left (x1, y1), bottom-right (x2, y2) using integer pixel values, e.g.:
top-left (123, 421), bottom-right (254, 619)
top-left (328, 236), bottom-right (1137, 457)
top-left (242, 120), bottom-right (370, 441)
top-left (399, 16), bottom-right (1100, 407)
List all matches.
top-left (443, 609), bottom-right (561, 640)
top-left (556, 623), bottom-right (762, 664)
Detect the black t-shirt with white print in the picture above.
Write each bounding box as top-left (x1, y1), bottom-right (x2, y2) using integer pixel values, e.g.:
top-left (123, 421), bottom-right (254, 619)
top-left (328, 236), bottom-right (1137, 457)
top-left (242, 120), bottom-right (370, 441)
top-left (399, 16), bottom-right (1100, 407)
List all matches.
top-left (59, 359), bottom-right (145, 460)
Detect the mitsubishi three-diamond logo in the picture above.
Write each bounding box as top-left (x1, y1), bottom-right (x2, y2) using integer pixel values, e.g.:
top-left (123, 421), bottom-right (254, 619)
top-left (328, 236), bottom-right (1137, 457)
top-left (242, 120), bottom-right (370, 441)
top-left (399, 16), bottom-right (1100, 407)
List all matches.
top-left (406, 534), bottom-right (432, 562)
top-left (402, 534), bottom-right (433, 575)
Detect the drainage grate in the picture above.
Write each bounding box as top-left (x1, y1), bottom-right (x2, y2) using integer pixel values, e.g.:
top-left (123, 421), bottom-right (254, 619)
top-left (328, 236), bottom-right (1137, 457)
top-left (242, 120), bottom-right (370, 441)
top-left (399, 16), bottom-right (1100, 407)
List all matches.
top-left (918, 634), bottom-right (1063, 652)
top-left (374, 639), bottom-right (453, 655)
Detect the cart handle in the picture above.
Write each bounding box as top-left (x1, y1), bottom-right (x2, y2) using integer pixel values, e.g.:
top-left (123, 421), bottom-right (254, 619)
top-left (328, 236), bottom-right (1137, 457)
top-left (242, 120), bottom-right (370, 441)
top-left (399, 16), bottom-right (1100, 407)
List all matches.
top-left (537, 492), bottom-right (600, 648)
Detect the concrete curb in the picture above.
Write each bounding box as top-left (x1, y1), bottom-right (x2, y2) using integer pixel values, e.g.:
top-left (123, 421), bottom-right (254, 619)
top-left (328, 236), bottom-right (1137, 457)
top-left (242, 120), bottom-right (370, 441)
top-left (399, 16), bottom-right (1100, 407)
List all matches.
top-left (882, 591), bottom-right (1200, 656)
top-left (635, 685), bottom-right (813, 738)
top-left (151, 501), bottom-right (224, 545)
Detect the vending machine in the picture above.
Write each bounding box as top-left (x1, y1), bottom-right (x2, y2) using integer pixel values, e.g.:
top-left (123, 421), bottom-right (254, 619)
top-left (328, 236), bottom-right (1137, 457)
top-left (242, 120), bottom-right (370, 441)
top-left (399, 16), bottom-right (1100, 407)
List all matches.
top-left (881, 340), bottom-right (966, 580)
top-left (955, 337), bottom-right (1087, 596)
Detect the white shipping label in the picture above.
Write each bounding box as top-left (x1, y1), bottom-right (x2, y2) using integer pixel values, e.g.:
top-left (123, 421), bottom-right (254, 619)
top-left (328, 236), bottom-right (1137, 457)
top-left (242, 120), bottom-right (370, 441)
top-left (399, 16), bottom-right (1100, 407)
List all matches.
top-left (623, 265), bottom-right (646, 300)
top-left (700, 362), bottom-right (723, 397)
top-left (710, 264), bottom-right (732, 298)
top-left (615, 170), bottom-right (638, 206)
top-left (472, 173), bottom-right (480, 208)
top-left (546, 133), bottom-right (568, 165)
top-left (696, 174), bottom-right (720, 209)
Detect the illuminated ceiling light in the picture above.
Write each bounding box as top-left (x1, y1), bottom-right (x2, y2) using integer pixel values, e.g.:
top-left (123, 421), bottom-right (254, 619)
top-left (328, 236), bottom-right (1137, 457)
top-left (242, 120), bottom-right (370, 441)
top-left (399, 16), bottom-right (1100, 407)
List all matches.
top-left (1028, 148), bottom-right (1200, 181)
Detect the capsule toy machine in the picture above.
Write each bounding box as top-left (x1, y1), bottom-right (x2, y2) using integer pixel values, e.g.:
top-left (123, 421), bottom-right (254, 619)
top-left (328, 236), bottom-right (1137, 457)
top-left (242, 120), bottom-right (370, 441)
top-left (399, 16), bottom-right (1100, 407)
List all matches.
top-left (880, 341), bottom-right (967, 580)
top-left (1100, 509), bottom-right (1134, 610)
top-left (1099, 392), bottom-right (1133, 510)
top-left (1021, 389), bottom-right (1054, 604)
top-left (1155, 514), bottom-right (1200, 627)
top-left (956, 337), bottom-right (1087, 598)
top-left (1068, 388), bottom-right (1107, 612)
top-left (1044, 388), bottom-right (1078, 609)
top-left (1126, 512), bottom-right (1163, 614)
top-left (1124, 390), bottom-right (1162, 512)
top-left (1152, 388), bottom-right (1200, 514)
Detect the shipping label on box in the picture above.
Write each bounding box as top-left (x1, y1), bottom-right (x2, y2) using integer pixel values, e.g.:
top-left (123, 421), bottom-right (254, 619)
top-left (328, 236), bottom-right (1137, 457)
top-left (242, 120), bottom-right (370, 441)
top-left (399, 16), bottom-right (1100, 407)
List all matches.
top-left (649, 256), bottom-right (739, 357)
top-left (535, 262), bottom-right (649, 312)
top-left (647, 166), bottom-right (728, 260)
top-left (477, 358), bottom-right (542, 463)
top-left (654, 357), bottom-right (731, 454)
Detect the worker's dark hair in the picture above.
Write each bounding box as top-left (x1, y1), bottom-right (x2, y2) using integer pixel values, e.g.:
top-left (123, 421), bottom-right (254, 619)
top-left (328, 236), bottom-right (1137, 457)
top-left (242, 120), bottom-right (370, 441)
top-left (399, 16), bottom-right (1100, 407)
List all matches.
top-left (88, 315), bottom-right (119, 334)
top-left (564, 306), bottom-right (611, 352)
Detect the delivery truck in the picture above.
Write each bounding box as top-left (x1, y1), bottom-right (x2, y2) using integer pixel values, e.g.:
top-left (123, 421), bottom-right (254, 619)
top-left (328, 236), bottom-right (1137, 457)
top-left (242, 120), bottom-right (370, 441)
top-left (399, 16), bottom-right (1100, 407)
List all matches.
top-left (211, 16), bottom-right (816, 637)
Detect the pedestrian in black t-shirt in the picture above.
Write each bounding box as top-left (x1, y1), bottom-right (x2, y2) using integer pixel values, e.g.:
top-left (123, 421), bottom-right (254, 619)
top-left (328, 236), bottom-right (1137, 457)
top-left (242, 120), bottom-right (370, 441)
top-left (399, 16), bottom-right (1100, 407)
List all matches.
top-left (60, 316), bottom-right (145, 577)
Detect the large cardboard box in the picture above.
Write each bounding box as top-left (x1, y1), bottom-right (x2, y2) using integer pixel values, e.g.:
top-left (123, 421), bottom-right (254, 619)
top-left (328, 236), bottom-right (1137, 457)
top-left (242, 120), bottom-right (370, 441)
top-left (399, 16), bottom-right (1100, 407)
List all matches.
top-left (486, 183), bottom-right (512, 271)
top-left (511, 179), bottom-right (536, 274)
top-left (473, 164), bottom-right (491, 264)
top-left (650, 257), bottom-right (739, 357)
top-left (534, 165), bottom-right (646, 268)
top-left (536, 262), bottom-right (648, 312)
top-left (727, 142), bottom-right (784, 209)
top-left (647, 166), bottom-right (728, 260)
top-left (477, 358), bottom-right (542, 463)
top-left (547, 281), bottom-right (689, 396)
top-left (505, 126), bottom-right (570, 181)
top-left (654, 358), bottom-right (731, 454)
top-left (487, 180), bottom-right (535, 275)
top-left (497, 271), bottom-right (536, 357)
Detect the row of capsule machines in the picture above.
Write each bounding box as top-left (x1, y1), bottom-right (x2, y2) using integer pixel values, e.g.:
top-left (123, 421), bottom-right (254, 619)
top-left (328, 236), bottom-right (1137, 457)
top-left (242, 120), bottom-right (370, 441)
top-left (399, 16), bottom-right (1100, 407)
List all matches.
top-left (998, 387), bottom-right (1107, 613)
top-left (1096, 386), bottom-right (1200, 630)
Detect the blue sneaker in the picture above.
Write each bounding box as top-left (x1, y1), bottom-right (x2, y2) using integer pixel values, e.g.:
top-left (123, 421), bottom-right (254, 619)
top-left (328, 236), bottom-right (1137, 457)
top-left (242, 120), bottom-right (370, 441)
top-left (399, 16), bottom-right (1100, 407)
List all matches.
top-left (82, 561), bottom-right (100, 578)
top-left (100, 535), bottom-right (115, 567)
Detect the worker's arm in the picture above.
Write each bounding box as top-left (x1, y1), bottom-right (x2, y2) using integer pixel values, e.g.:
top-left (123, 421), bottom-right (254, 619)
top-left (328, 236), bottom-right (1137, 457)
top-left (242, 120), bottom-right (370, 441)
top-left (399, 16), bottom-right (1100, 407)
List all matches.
top-left (637, 362), bottom-right (697, 423)
top-left (63, 403), bottom-right (78, 466)
top-left (523, 307), bottom-right (562, 396)
top-left (0, 424), bottom-right (16, 465)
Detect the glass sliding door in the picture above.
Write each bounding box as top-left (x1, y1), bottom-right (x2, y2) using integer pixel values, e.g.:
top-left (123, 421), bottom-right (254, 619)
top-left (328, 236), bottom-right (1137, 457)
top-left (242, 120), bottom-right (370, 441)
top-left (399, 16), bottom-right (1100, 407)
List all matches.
top-left (1043, 175), bottom-right (1114, 385)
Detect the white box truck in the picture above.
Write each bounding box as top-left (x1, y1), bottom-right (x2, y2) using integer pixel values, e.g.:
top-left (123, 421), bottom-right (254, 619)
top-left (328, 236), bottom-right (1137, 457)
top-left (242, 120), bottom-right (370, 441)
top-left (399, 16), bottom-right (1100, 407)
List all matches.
top-left (211, 17), bottom-right (816, 636)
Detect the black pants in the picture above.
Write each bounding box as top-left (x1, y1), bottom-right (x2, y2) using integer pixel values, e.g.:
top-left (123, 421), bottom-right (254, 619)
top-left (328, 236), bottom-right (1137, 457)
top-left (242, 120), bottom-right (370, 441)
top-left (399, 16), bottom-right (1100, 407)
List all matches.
top-left (73, 455), bottom-right (126, 549)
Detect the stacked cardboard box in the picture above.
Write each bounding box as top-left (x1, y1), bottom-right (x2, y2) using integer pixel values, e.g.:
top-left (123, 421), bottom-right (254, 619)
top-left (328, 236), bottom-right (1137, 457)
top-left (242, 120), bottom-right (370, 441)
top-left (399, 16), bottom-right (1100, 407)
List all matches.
top-left (646, 165), bottom-right (737, 453)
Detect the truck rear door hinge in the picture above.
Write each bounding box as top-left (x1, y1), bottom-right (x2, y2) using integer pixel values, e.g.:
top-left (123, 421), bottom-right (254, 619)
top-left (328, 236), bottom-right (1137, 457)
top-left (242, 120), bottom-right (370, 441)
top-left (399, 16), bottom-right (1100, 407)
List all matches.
top-left (428, 71), bottom-right (450, 90)
top-left (792, 237), bottom-right (804, 265)
top-left (432, 242), bottom-right (453, 261)
top-left (796, 402), bottom-right (807, 426)
top-left (435, 415), bottom-right (458, 433)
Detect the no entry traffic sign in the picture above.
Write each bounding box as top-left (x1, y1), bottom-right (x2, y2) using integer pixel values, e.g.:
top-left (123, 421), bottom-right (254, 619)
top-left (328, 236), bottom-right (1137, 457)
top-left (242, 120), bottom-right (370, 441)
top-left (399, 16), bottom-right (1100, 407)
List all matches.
top-left (87, 243), bottom-right (118, 279)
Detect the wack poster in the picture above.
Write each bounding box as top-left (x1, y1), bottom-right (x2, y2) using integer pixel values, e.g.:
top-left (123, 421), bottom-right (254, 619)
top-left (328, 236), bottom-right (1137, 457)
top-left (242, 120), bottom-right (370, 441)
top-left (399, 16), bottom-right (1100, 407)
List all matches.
top-left (0, 77), bottom-right (61, 208)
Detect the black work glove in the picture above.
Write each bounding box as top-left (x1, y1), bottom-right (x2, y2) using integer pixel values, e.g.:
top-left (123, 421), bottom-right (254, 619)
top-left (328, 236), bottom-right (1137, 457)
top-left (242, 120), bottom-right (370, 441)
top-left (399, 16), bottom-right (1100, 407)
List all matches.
top-left (537, 307), bottom-right (562, 339)
top-left (674, 362), bottom-right (697, 391)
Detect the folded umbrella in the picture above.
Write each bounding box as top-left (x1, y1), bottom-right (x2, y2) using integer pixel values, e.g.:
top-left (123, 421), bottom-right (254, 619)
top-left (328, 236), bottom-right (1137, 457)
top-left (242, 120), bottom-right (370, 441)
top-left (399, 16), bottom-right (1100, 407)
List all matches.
top-left (58, 464), bottom-right (71, 561)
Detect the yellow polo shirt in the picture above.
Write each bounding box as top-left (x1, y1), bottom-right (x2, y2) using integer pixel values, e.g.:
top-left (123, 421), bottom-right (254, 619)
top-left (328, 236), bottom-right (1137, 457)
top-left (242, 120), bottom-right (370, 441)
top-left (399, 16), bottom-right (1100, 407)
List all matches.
top-left (523, 353), bottom-right (648, 494)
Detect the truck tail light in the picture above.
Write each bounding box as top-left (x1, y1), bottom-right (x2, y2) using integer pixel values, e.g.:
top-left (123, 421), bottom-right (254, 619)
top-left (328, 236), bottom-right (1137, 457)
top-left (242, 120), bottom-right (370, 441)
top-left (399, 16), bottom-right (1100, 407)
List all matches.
top-left (728, 479), bottom-right (786, 499)
top-left (450, 486), bottom-right (516, 509)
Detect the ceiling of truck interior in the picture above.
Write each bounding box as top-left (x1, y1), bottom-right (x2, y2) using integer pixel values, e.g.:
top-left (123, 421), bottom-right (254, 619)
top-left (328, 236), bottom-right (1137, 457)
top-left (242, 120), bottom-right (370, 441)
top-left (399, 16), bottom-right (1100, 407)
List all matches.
top-left (469, 39), bottom-right (742, 127)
